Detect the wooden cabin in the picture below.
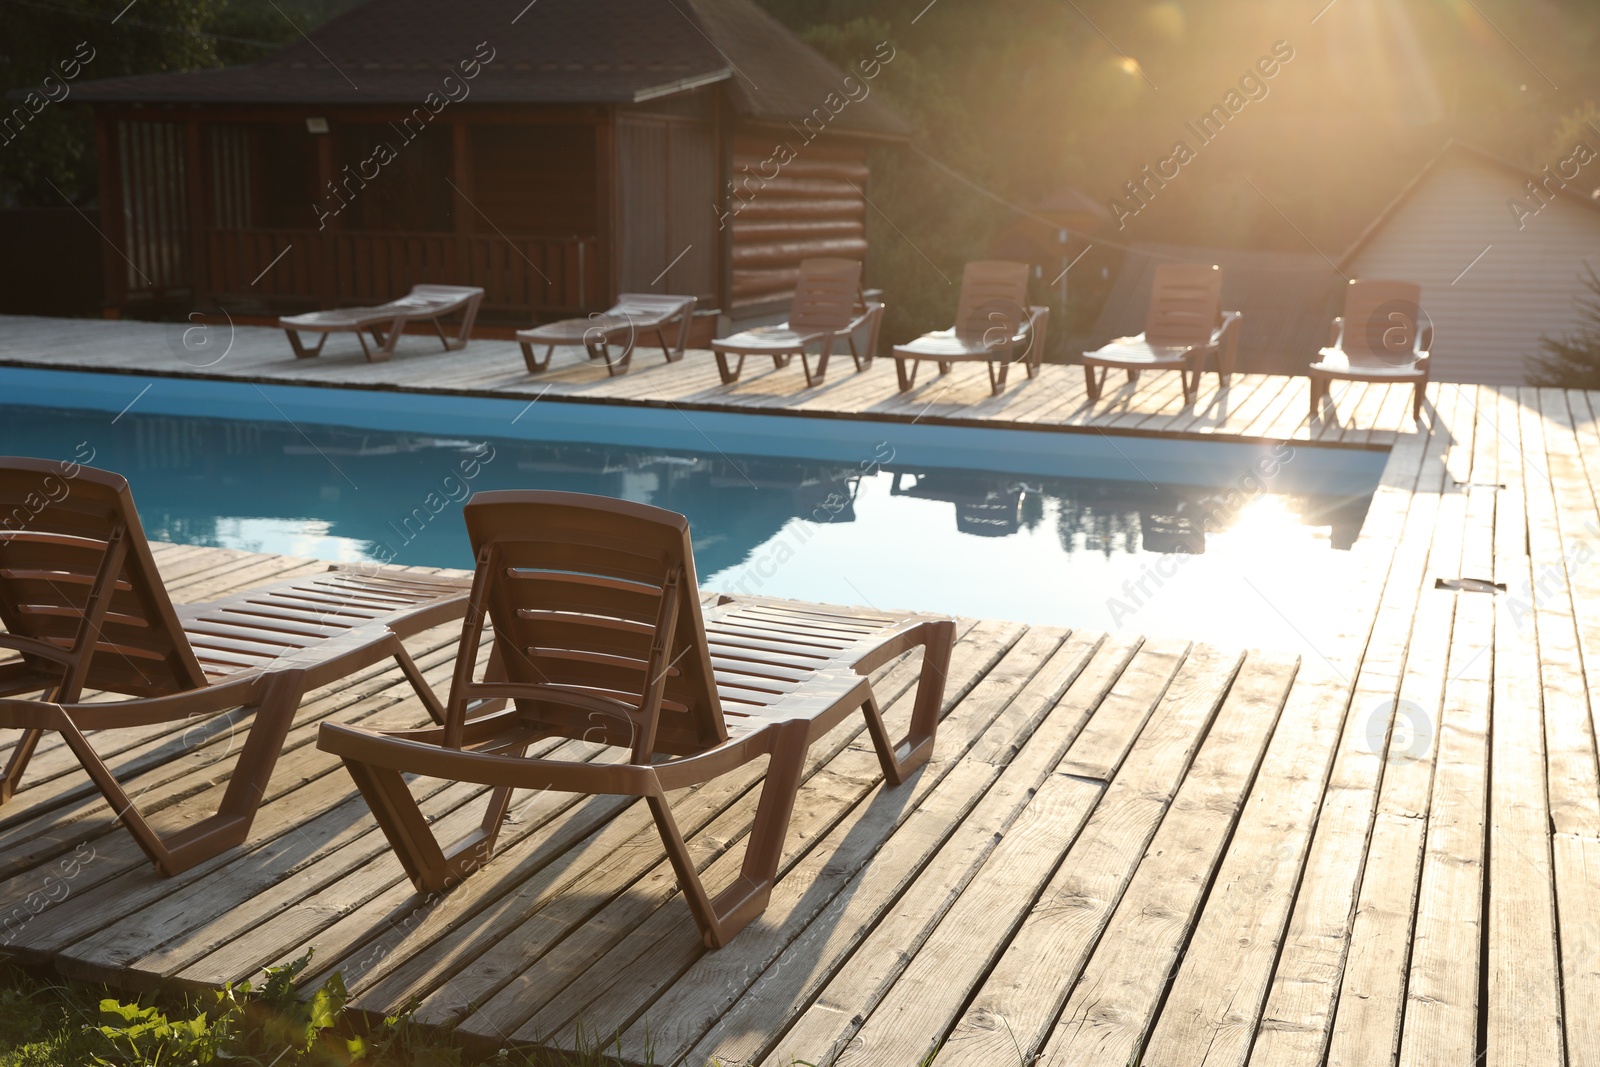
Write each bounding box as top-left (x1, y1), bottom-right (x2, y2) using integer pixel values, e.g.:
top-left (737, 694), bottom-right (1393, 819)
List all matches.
top-left (71, 0), bottom-right (909, 326)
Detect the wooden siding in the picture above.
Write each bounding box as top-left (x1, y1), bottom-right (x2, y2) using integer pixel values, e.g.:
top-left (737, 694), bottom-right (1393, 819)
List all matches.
top-left (1348, 156), bottom-right (1600, 386)
top-left (728, 134), bottom-right (869, 315)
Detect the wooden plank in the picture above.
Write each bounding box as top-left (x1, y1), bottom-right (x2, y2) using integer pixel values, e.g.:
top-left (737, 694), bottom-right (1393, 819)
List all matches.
top-left (927, 644), bottom-right (1243, 1067)
top-left (1322, 377), bottom-right (1475, 1067)
top-left (1034, 650), bottom-right (1297, 1067)
top-left (1247, 386), bottom-right (1460, 1067)
top-left (1393, 381), bottom-right (1496, 1067)
top-left (1482, 387), bottom-right (1565, 1067)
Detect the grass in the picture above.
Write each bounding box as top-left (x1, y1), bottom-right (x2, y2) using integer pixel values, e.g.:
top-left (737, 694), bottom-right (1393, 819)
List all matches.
top-left (0, 955), bottom-right (1063, 1067)
top-left (0, 954), bottom-right (649, 1067)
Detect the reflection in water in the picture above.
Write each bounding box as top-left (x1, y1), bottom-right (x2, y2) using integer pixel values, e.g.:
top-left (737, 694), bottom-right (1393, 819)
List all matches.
top-left (1, 406), bottom-right (1378, 646)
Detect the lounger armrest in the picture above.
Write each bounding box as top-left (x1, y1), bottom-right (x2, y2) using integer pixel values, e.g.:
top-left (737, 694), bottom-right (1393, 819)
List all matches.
top-left (1210, 310), bottom-right (1242, 346)
top-left (841, 301), bottom-right (884, 337)
top-left (0, 670), bottom-right (273, 732)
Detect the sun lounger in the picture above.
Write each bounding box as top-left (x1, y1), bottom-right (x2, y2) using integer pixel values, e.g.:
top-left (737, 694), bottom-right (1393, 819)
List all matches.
top-left (1309, 279), bottom-right (1431, 420)
top-left (515, 294), bottom-right (698, 377)
top-left (279, 284), bottom-right (485, 362)
top-left (1081, 263), bottom-right (1240, 403)
top-left (317, 490), bottom-right (955, 948)
top-left (711, 258), bottom-right (883, 388)
top-left (892, 261), bottom-right (1049, 395)
top-left (0, 457), bottom-right (477, 875)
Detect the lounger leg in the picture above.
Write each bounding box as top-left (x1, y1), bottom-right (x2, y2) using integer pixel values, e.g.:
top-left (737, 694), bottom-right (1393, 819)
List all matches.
top-left (714, 351), bottom-right (746, 385)
top-left (284, 330), bottom-right (326, 359)
top-left (1413, 381), bottom-right (1426, 420)
top-left (648, 718), bottom-right (812, 948)
top-left (772, 354), bottom-right (792, 369)
top-left (0, 727), bottom-right (44, 804)
top-left (447, 292), bottom-right (482, 351)
top-left (1084, 364), bottom-right (1103, 401)
top-left (341, 754), bottom-right (460, 893)
top-left (520, 341), bottom-right (554, 374)
top-left (153, 671), bottom-right (309, 874)
top-left (370, 315), bottom-right (406, 362)
top-left (986, 359), bottom-right (1009, 396)
top-left (868, 618), bottom-right (954, 786)
top-left (390, 639), bottom-right (447, 725)
top-left (895, 357), bottom-right (918, 392)
top-left (1309, 376), bottom-right (1322, 419)
top-left (432, 318), bottom-right (452, 352)
top-left (1127, 368), bottom-right (1140, 385)
top-left (669, 302), bottom-right (694, 360)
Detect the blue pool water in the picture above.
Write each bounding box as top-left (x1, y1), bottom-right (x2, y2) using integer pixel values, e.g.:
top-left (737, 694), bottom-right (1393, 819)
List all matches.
top-left (0, 373), bottom-right (1386, 658)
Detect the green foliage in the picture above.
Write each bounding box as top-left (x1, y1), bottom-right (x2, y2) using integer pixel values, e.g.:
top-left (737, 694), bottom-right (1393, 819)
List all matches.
top-left (0, 0), bottom-right (361, 206)
top-left (1532, 264), bottom-right (1600, 389)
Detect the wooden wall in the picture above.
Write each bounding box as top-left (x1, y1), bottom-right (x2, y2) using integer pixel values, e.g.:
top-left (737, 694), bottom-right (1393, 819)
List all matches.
top-left (727, 133), bottom-right (868, 315)
top-left (615, 94), bottom-right (719, 302)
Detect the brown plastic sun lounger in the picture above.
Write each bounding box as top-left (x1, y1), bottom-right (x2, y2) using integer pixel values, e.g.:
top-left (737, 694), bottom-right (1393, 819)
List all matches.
top-left (0, 457), bottom-right (476, 875)
top-left (515, 293), bottom-right (699, 377)
top-left (317, 490), bottom-right (954, 949)
top-left (711, 258), bottom-right (884, 388)
top-left (279, 284), bottom-right (485, 362)
top-left (1081, 263), bottom-right (1240, 403)
top-left (892, 261), bottom-right (1050, 395)
top-left (1308, 279), bottom-right (1432, 420)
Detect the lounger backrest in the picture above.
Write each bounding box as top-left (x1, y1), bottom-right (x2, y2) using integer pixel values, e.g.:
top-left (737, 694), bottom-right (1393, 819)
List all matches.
top-left (954, 261), bottom-right (1031, 343)
top-left (0, 458), bottom-right (208, 700)
top-left (1338, 280), bottom-right (1425, 364)
top-left (461, 491), bottom-right (726, 758)
top-left (1145, 263), bottom-right (1223, 346)
top-left (788, 259), bottom-right (864, 333)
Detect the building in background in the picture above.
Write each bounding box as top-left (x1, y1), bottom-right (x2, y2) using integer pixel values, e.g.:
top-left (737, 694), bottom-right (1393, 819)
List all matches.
top-left (69, 0), bottom-right (909, 326)
top-left (1340, 141), bottom-right (1600, 385)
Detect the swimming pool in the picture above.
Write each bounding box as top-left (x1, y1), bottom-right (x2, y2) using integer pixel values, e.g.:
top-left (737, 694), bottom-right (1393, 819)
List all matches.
top-left (0, 369), bottom-right (1385, 656)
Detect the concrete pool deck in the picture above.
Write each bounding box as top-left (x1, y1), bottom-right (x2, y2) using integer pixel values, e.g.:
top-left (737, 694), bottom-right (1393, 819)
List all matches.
top-left (0, 314), bottom-right (1596, 1066)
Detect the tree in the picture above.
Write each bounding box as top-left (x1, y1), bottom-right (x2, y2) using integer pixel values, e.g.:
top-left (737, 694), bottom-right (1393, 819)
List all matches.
top-left (1532, 265), bottom-right (1600, 389)
top-left (0, 0), bottom-right (358, 207)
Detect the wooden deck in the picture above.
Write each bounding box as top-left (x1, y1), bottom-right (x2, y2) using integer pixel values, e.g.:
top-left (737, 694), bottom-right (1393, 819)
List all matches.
top-left (0, 313), bottom-right (1417, 446)
top-left (1, 319), bottom-right (1596, 1064)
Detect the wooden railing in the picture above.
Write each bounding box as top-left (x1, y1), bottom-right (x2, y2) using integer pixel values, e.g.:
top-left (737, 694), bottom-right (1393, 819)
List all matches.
top-left (203, 229), bottom-right (603, 315)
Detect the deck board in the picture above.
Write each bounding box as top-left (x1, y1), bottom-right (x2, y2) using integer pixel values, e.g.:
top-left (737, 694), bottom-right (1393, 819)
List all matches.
top-left (0, 314), bottom-right (1412, 446)
top-left (0, 319), bottom-right (1596, 1066)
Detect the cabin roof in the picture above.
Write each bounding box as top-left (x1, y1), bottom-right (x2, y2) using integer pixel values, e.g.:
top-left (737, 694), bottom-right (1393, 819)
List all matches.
top-left (67, 0), bottom-right (910, 138)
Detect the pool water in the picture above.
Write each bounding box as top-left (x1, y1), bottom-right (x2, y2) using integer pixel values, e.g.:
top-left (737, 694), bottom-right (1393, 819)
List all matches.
top-left (0, 402), bottom-right (1380, 657)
